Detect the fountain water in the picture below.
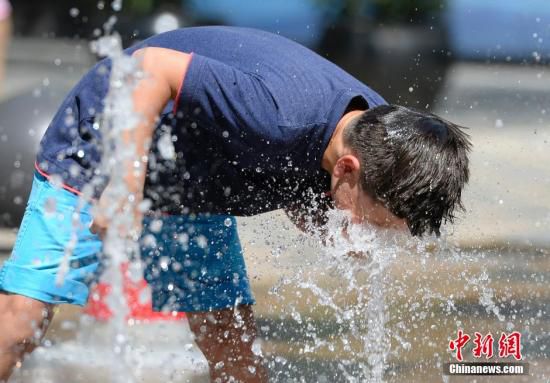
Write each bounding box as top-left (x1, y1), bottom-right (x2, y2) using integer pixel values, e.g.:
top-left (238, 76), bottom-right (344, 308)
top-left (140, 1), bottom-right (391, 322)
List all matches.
top-left (257, 208), bottom-right (519, 382)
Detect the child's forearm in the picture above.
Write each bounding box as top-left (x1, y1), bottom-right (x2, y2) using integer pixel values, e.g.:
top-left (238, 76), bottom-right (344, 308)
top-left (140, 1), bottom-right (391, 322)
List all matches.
top-left (123, 47), bottom-right (192, 197)
top-left (122, 53), bottom-right (171, 198)
top-left (91, 48), bottom-right (192, 237)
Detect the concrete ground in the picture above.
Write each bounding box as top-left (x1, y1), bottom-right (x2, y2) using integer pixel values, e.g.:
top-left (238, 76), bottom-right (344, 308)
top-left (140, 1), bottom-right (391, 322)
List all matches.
top-left (432, 62), bottom-right (550, 249)
top-left (0, 37), bottom-right (93, 102)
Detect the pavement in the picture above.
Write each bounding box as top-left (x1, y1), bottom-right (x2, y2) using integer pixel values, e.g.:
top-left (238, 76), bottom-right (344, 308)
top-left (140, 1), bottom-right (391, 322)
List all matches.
top-left (0, 37), bottom-right (93, 102)
top-left (432, 62), bottom-right (550, 249)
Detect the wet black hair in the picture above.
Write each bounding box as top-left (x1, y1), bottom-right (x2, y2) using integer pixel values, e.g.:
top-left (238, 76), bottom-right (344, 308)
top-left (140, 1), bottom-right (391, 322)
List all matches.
top-left (344, 104), bottom-right (471, 236)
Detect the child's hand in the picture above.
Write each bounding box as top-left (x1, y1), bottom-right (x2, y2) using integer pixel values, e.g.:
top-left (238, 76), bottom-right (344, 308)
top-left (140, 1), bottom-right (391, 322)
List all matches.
top-left (89, 183), bottom-right (143, 241)
top-left (89, 212), bottom-right (108, 240)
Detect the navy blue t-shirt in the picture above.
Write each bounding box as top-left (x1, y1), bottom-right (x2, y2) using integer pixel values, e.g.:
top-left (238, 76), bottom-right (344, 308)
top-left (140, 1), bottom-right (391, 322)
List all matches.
top-left (37, 26), bottom-right (387, 216)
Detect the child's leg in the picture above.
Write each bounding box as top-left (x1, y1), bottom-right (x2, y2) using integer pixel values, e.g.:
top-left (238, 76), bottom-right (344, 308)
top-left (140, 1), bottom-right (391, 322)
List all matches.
top-left (142, 214), bottom-right (264, 382)
top-left (0, 173), bottom-right (102, 381)
top-left (187, 305), bottom-right (268, 383)
top-left (0, 294), bottom-right (53, 381)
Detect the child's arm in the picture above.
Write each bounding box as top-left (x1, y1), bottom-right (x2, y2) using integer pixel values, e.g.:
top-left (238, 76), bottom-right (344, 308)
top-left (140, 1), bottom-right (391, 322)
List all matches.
top-left (91, 47), bottom-right (192, 239)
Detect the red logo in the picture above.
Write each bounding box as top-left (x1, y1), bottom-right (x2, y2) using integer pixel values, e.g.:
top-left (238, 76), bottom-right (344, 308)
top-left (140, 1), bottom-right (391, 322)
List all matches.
top-left (473, 332), bottom-right (494, 359)
top-left (498, 332), bottom-right (522, 360)
top-left (449, 329), bottom-right (471, 362)
top-left (449, 330), bottom-right (522, 361)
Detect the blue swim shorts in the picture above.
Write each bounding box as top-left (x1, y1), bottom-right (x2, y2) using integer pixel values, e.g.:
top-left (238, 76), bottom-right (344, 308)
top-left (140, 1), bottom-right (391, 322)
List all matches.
top-left (0, 172), bottom-right (254, 312)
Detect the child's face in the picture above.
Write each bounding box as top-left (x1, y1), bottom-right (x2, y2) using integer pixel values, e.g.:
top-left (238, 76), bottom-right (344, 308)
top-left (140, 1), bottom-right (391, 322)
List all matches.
top-left (329, 153), bottom-right (408, 232)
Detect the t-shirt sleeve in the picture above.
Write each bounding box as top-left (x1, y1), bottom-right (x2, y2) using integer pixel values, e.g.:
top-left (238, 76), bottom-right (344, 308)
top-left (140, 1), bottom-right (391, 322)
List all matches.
top-left (172, 53), bottom-right (280, 145)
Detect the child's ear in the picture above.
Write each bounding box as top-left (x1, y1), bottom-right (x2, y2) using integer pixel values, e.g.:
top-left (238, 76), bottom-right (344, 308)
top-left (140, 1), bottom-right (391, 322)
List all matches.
top-left (334, 154), bottom-right (361, 178)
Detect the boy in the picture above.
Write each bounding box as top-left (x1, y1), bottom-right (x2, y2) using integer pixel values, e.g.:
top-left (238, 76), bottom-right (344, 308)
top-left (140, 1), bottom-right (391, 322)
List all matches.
top-left (0, 26), bottom-right (470, 382)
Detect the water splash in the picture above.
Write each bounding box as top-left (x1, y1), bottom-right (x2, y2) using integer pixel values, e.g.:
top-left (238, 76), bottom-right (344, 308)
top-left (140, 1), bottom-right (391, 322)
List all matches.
top-left (264, 208), bottom-right (509, 382)
top-left (87, 20), bottom-right (143, 383)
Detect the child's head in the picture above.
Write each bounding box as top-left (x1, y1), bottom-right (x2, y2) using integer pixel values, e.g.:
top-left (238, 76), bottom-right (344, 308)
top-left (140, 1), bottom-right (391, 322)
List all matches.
top-left (340, 105), bottom-right (472, 236)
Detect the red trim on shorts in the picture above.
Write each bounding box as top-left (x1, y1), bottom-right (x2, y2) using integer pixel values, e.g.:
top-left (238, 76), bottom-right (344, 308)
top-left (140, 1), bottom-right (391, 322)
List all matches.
top-left (172, 52), bottom-right (193, 115)
top-left (34, 162), bottom-right (83, 196)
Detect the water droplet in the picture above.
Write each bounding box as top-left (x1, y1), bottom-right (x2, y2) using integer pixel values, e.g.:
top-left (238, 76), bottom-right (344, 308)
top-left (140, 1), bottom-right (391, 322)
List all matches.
top-left (158, 130), bottom-right (175, 159)
top-left (142, 234), bottom-right (157, 248)
top-left (224, 218), bottom-right (233, 227)
top-left (48, 175), bottom-right (63, 189)
top-left (149, 219), bottom-right (163, 233)
top-left (69, 164), bottom-right (81, 178)
top-left (43, 197), bottom-right (57, 216)
top-left (251, 339), bottom-right (263, 356)
top-left (159, 256), bottom-right (170, 271)
top-left (60, 320), bottom-right (77, 331)
top-left (177, 233), bottom-right (189, 245)
top-left (139, 286), bottom-right (151, 304)
top-left (69, 7), bottom-right (80, 17)
top-left (196, 235), bottom-right (208, 249)
top-left (64, 114), bottom-right (75, 127)
top-left (111, 0), bottom-right (122, 11)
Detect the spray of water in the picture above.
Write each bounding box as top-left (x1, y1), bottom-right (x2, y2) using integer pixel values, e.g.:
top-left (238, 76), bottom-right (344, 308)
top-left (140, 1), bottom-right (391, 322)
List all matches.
top-left (86, 14), bottom-right (144, 382)
top-left (265, 207), bottom-right (507, 382)
top-left (44, 15), bottom-right (144, 382)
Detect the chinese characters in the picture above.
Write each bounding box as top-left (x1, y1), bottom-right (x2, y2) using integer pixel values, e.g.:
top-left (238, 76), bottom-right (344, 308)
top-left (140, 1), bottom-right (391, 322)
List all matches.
top-left (449, 330), bottom-right (522, 361)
